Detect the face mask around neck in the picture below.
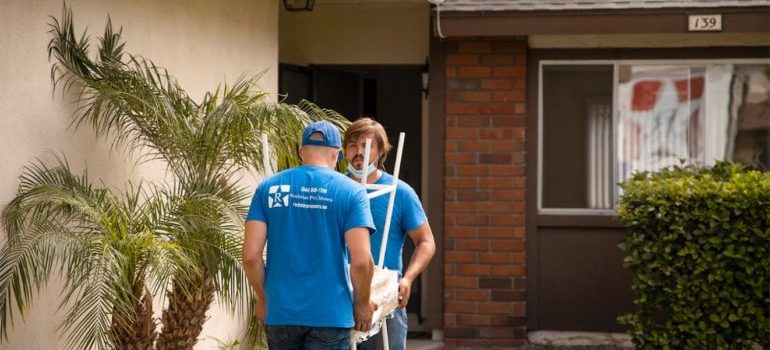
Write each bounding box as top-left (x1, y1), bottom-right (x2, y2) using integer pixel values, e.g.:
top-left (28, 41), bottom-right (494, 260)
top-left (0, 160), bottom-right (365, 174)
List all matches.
top-left (348, 160), bottom-right (377, 179)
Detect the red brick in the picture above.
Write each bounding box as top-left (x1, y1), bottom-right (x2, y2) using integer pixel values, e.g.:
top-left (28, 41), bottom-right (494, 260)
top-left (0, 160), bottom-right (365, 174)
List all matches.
top-left (457, 91), bottom-right (492, 102)
top-left (479, 252), bottom-right (514, 263)
top-left (512, 152), bottom-right (526, 164)
top-left (446, 91), bottom-right (458, 103)
top-left (456, 289), bottom-right (490, 301)
top-left (444, 140), bottom-right (457, 152)
top-left (514, 177), bottom-right (526, 189)
top-left (456, 115), bottom-right (491, 127)
top-left (512, 127), bottom-right (526, 140)
top-left (491, 315), bottom-right (525, 326)
top-left (457, 41), bottom-right (492, 53)
top-left (481, 78), bottom-right (516, 90)
top-left (479, 277), bottom-right (512, 289)
top-left (514, 278), bottom-right (527, 291)
top-left (457, 140), bottom-right (489, 152)
top-left (447, 78), bottom-right (482, 91)
top-left (445, 152), bottom-right (477, 164)
top-left (455, 214), bottom-right (489, 226)
top-left (491, 264), bottom-right (525, 277)
top-left (455, 240), bottom-right (490, 252)
top-left (490, 190), bottom-right (525, 201)
top-left (457, 165), bottom-right (489, 176)
top-left (444, 276), bottom-right (479, 288)
top-left (458, 66), bottom-right (492, 78)
top-left (457, 189), bottom-right (490, 201)
top-left (490, 141), bottom-right (523, 153)
top-left (478, 302), bottom-right (515, 314)
top-left (447, 54), bottom-right (480, 66)
top-left (446, 201), bottom-right (478, 213)
top-left (493, 91), bottom-right (526, 102)
top-left (489, 165), bottom-right (524, 178)
top-left (514, 79), bottom-right (526, 89)
top-left (447, 103), bottom-right (480, 115)
top-left (444, 289), bottom-right (456, 300)
top-left (489, 240), bottom-right (525, 252)
top-left (491, 290), bottom-right (526, 302)
top-left (478, 202), bottom-right (517, 213)
top-left (444, 251), bottom-right (478, 263)
top-left (445, 227), bottom-right (478, 238)
top-left (494, 66), bottom-right (526, 78)
top-left (490, 116), bottom-right (518, 127)
top-left (480, 103), bottom-right (516, 115)
top-left (490, 214), bottom-right (525, 226)
top-left (479, 326), bottom-right (514, 339)
top-left (446, 301), bottom-right (478, 313)
top-left (514, 53), bottom-right (527, 66)
top-left (480, 128), bottom-right (514, 139)
top-left (479, 227), bottom-right (515, 239)
top-left (446, 276), bottom-right (478, 288)
top-left (480, 54), bottom-right (515, 65)
top-left (444, 314), bottom-right (457, 327)
top-left (446, 127), bottom-right (479, 140)
top-left (458, 314), bottom-right (492, 326)
top-left (515, 102), bottom-right (527, 114)
top-left (479, 177), bottom-right (514, 189)
top-left (446, 177), bottom-right (476, 189)
top-left (513, 302), bottom-right (526, 316)
top-left (479, 153), bottom-right (512, 165)
top-left (513, 227), bottom-right (526, 239)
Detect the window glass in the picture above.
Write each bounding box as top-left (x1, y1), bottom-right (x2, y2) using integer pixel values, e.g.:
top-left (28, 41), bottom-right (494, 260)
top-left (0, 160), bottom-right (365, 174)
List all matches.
top-left (541, 65), bottom-right (613, 209)
top-left (729, 64), bottom-right (770, 171)
top-left (541, 61), bottom-right (770, 211)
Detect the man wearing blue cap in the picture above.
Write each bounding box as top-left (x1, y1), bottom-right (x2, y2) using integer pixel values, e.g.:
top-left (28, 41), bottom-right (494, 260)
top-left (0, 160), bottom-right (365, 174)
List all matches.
top-left (243, 121), bottom-right (378, 349)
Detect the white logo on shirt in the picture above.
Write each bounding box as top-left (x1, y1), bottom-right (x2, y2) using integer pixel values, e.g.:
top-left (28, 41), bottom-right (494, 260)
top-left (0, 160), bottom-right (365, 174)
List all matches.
top-left (268, 185), bottom-right (290, 208)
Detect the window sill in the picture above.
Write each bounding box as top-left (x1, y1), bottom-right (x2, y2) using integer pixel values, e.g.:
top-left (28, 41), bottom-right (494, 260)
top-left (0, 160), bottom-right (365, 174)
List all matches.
top-left (535, 212), bottom-right (624, 228)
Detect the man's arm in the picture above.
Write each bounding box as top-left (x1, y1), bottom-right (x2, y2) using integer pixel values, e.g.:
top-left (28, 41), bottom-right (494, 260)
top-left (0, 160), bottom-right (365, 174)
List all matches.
top-left (399, 222), bottom-right (436, 308)
top-left (242, 220), bottom-right (268, 325)
top-left (345, 227), bottom-right (375, 332)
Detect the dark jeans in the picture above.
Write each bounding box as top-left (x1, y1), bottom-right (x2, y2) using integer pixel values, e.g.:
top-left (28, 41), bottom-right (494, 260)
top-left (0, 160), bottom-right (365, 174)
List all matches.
top-left (266, 325), bottom-right (350, 350)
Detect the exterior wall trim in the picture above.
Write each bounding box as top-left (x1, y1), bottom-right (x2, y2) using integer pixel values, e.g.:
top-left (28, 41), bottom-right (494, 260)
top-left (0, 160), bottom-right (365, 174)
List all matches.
top-left (433, 7), bottom-right (770, 36)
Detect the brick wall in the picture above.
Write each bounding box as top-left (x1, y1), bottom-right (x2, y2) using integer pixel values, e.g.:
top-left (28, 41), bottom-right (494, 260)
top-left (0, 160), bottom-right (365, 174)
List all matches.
top-left (443, 37), bottom-right (528, 348)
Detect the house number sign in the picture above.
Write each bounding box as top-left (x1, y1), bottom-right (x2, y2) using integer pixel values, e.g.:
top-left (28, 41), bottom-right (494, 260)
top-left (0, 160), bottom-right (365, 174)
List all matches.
top-left (688, 14), bottom-right (722, 32)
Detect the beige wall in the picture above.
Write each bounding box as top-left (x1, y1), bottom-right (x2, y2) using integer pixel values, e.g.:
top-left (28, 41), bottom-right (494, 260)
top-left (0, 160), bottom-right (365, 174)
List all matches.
top-left (0, 0), bottom-right (277, 348)
top-left (280, 2), bottom-right (429, 66)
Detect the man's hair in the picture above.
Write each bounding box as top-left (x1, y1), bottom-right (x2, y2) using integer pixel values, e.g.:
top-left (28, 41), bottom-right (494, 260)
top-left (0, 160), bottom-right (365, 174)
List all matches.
top-left (343, 117), bottom-right (392, 169)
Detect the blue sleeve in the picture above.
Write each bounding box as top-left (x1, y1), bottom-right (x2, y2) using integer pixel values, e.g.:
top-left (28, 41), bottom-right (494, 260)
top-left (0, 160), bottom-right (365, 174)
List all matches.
top-left (246, 185), bottom-right (266, 222)
top-left (400, 182), bottom-right (427, 232)
top-left (344, 187), bottom-right (376, 236)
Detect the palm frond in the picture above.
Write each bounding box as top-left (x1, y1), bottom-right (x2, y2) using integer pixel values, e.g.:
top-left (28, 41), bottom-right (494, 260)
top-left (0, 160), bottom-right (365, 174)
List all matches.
top-left (0, 157), bottom-right (191, 349)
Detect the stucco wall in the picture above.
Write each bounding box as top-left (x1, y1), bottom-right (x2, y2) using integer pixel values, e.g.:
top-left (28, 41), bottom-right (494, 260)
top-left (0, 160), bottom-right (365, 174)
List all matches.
top-left (0, 0), bottom-right (277, 348)
top-left (279, 2), bottom-right (429, 66)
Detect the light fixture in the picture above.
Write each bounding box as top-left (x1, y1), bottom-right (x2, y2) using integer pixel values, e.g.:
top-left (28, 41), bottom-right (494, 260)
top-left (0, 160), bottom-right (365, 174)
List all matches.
top-left (283, 0), bottom-right (315, 11)
top-left (421, 59), bottom-right (430, 97)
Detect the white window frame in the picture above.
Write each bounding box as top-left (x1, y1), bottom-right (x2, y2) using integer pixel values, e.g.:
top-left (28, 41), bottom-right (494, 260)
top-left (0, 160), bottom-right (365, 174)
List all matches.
top-left (538, 58), bottom-right (770, 215)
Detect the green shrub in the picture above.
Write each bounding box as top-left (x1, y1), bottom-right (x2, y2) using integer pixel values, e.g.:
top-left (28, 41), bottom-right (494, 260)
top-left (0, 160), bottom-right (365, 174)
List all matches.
top-left (618, 162), bottom-right (770, 350)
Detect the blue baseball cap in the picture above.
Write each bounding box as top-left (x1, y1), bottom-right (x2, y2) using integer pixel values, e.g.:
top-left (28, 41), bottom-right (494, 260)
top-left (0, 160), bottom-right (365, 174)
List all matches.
top-left (301, 121), bottom-right (344, 160)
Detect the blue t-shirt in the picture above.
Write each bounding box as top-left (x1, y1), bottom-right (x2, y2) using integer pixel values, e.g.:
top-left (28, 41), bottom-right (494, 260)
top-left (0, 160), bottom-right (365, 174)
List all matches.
top-left (246, 165), bottom-right (375, 328)
top-left (367, 172), bottom-right (427, 275)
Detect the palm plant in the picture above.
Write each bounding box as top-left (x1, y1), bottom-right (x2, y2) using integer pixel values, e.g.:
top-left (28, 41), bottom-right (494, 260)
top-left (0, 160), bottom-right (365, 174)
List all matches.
top-left (39, 5), bottom-right (349, 349)
top-left (0, 158), bottom-right (195, 350)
